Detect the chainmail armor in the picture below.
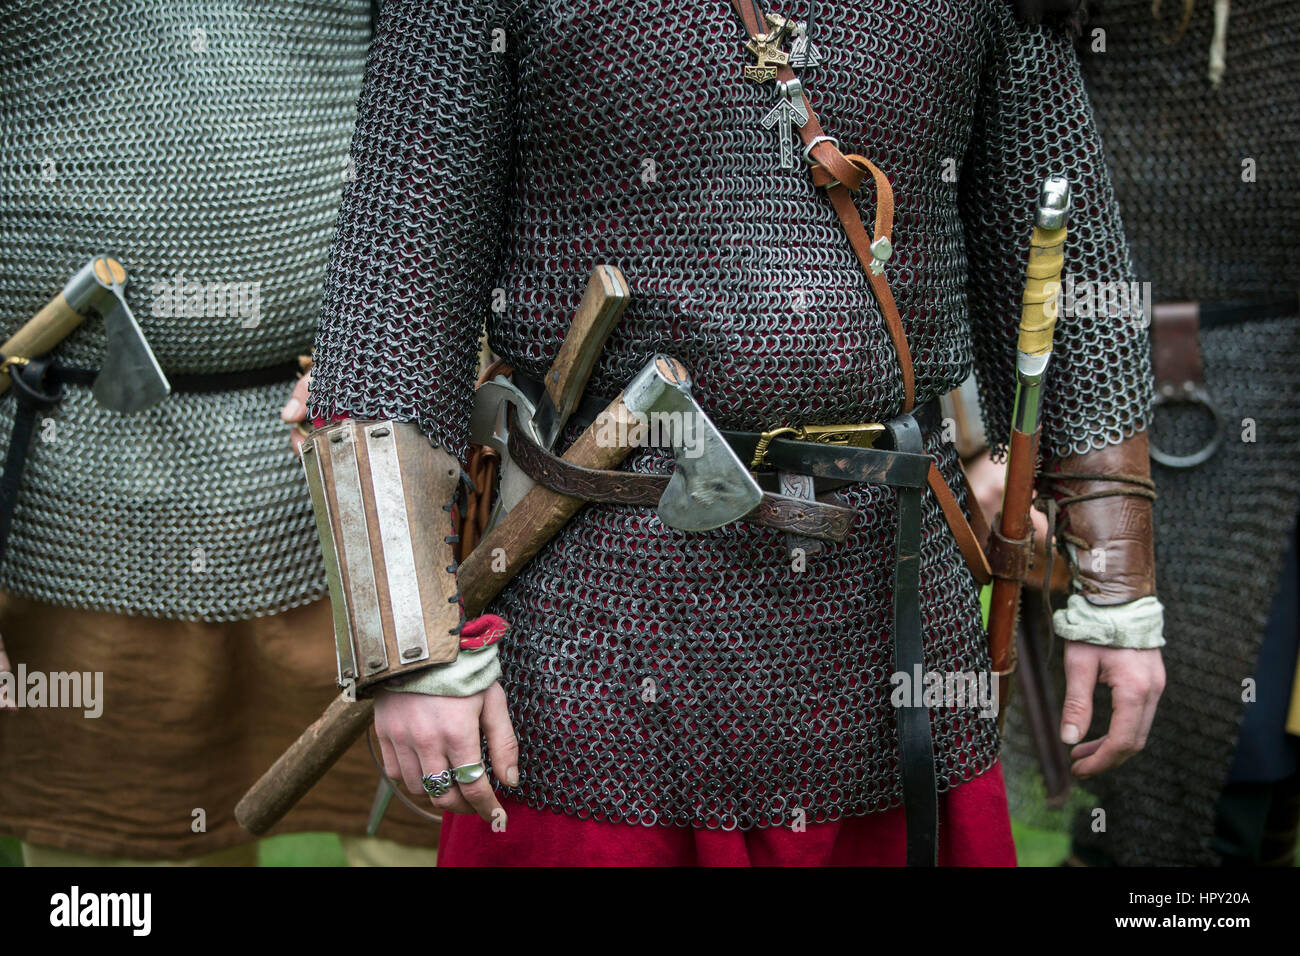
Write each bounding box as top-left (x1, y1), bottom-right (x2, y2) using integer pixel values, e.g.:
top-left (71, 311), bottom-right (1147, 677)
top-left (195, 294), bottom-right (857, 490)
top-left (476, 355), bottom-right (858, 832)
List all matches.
top-left (0, 0), bottom-right (370, 619)
top-left (310, 0), bottom-right (1151, 828)
top-left (1031, 0), bottom-right (1300, 866)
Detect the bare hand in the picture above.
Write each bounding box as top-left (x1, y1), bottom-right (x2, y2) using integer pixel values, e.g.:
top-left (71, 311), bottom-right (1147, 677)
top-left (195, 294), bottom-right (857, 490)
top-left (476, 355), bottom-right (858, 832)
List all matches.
top-left (1061, 642), bottom-right (1165, 778)
top-left (280, 373), bottom-right (311, 453)
top-left (373, 682), bottom-right (519, 823)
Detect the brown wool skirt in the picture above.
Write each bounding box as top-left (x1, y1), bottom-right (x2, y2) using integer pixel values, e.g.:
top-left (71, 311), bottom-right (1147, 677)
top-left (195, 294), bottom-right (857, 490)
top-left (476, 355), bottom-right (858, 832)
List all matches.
top-left (0, 593), bottom-right (440, 859)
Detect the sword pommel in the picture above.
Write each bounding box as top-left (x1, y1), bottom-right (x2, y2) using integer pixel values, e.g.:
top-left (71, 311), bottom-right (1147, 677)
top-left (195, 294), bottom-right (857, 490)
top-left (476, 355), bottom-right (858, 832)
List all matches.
top-left (1036, 174), bottom-right (1071, 231)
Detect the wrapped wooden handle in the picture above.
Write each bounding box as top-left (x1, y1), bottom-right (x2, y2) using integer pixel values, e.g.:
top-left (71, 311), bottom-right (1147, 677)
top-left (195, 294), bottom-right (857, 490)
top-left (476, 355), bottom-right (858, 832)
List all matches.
top-left (1017, 224), bottom-right (1067, 356)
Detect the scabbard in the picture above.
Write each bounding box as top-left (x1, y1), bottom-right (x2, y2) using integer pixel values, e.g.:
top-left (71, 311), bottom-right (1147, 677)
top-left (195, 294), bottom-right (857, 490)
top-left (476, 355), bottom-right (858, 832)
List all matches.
top-left (987, 426), bottom-right (1041, 698)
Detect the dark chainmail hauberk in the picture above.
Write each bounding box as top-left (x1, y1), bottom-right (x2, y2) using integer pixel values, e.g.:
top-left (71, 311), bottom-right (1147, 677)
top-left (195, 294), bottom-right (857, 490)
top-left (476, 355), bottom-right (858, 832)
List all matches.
top-left (1003, 0), bottom-right (1300, 865)
top-left (310, 0), bottom-right (1152, 829)
top-left (0, 1), bottom-right (370, 619)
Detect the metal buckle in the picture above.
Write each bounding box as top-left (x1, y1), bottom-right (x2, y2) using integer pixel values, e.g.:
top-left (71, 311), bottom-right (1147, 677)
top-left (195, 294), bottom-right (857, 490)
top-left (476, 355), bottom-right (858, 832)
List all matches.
top-left (749, 421), bottom-right (884, 470)
top-left (796, 423), bottom-right (886, 447)
top-left (802, 134), bottom-right (840, 170)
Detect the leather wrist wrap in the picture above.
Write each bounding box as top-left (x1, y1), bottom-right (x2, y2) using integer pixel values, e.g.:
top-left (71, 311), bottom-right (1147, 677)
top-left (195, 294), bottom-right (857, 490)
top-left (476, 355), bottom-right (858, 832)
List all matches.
top-left (1041, 430), bottom-right (1157, 605)
top-left (301, 420), bottom-right (463, 689)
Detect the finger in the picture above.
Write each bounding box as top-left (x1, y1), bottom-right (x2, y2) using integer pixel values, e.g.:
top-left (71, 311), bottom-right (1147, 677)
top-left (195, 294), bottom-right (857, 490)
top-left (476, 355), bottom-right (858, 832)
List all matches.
top-left (480, 683), bottom-right (520, 787)
top-left (429, 791), bottom-right (477, 816)
top-left (1138, 658), bottom-right (1166, 747)
top-left (416, 751), bottom-right (477, 815)
top-left (447, 739), bottom-right (503, 824)
top-left (393, 745), bottom-right (428, 797)
top-left (1072, 688), bottom-right (1147, 778)
top-left (1060, 647), bottom-right (1099, 746)
top-left (377, 734), bottom-right (402, 782)
top-left (1068, 736), bottom-right (1106, 760)
top-left (280, 374), bottom-right (311, 423)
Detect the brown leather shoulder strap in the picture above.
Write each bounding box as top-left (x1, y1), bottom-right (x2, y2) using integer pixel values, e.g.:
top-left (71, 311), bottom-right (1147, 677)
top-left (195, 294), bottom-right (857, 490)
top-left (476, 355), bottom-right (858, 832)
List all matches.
top-left (729, 0), bottom-right (993, 584)
top-left (731, 0), bottom-right (913, 411)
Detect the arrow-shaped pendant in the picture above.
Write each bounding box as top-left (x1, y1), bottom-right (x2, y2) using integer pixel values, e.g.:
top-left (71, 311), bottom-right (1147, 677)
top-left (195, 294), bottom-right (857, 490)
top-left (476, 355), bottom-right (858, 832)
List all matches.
top-left (761, 78), bottom-right (810, 169)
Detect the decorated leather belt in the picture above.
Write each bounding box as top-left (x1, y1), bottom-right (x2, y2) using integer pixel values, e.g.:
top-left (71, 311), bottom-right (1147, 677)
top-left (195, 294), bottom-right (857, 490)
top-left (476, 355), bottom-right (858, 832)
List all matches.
top-left (509, 370), bottom-right (940, 544)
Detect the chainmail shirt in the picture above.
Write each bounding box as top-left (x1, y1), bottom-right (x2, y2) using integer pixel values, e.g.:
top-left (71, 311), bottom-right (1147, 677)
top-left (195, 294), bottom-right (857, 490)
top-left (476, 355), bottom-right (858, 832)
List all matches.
top-left (311, 0), bottom-right (1152, 828)
top-left (1054, 0), bottom-right (1299, 866)
top-left (0, 1), bottom-right (370, 619)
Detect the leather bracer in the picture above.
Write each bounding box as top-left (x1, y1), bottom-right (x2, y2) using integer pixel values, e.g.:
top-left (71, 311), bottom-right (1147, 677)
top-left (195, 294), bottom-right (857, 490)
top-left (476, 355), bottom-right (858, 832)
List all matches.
top-left (301, 420), bottom-right (462, 690)
top-left (1041, 430), bottom-right (1157, 606)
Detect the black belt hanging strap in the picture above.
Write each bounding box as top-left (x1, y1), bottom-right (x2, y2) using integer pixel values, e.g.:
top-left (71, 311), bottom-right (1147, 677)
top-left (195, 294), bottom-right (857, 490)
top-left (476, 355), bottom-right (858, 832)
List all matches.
top-left (884, 411), bottom-right (938, 867)
top-left (0, 358), bottom-right (65, 568)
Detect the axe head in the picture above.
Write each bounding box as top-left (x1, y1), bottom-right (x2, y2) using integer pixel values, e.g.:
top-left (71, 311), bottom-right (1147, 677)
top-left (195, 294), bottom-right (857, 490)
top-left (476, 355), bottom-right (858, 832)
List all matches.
top-left (623, 356), bottom-right (763, 532)
top-left (66, 257), bottom-right (171, 414)
top-left (469, 376), bottom-right (541, 517)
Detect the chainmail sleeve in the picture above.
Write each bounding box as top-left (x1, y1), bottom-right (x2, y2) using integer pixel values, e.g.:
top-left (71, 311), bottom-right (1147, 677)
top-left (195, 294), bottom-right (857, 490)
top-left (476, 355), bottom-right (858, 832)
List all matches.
top-left (961, 9), bottom-right (1153, 461)
top-left (309, 0), bottom-right (515, 461)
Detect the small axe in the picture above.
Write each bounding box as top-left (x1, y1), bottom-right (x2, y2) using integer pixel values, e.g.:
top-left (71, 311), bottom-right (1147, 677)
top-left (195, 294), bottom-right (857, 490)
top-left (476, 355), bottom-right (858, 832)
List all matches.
top-left (236, 350), bottom-right (761, 834)
top-left (0, 256), bottom-right (170, 413)
top-left (471, 264), bottom-right (629, 516)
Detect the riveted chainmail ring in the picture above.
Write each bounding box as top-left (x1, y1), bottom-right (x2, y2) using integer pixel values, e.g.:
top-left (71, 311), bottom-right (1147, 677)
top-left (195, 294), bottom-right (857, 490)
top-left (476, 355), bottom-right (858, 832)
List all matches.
top-left (0, 1), bottom-right (370, 619)
top-left (1002, 0), bottom-right (1300, 865)
top-left (310, 0), bottom-right (1151, 828)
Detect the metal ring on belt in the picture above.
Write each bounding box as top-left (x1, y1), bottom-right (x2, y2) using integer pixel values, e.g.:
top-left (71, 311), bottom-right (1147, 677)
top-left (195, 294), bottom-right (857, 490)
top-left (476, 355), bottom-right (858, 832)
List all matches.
top-left (1149, 383), bottom-right (1224, 470)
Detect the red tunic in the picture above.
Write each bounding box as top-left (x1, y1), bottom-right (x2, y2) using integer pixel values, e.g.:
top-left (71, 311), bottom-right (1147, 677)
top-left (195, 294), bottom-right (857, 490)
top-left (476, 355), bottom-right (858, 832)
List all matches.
top-left (439, 761), bottom-right (1015, 866)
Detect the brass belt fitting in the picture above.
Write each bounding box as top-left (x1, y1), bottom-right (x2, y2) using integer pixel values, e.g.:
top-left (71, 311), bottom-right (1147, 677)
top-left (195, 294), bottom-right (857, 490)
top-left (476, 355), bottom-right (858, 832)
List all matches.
top-left (749, 422), bottom-right (885, 471)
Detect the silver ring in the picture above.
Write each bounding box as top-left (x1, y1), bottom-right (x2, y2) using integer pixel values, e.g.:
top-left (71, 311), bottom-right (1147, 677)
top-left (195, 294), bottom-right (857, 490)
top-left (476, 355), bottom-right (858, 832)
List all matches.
top-left (801, 134), bottom-right (839, 167)
top-left (1149, 384), bottom-right (1224, 469)
top-left (421, 769), bottom-right (454, 797)
top-left (452, 761), bottom-right (487, 785)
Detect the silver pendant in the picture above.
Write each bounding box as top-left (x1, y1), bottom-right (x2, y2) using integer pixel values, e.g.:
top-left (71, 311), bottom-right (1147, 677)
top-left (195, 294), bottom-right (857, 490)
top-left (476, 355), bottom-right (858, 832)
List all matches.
top-left (789, 35), bottom-right (823, 69)
top-left (761, 78), bottom-right (809, 169)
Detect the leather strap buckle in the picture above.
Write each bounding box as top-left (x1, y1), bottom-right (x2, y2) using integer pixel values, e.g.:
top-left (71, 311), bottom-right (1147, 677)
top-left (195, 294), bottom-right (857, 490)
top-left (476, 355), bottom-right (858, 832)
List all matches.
top-left (749, 421), bottom-right (884, 470)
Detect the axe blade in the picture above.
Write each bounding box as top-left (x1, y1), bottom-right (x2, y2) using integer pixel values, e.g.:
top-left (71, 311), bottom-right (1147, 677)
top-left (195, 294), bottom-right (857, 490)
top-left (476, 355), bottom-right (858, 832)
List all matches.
top-left (656, 406), bottom-right (763, 532)
top-left (620, 355), bottom-right (763, 532)
top-left (92, 297), bottom-right (171, 413)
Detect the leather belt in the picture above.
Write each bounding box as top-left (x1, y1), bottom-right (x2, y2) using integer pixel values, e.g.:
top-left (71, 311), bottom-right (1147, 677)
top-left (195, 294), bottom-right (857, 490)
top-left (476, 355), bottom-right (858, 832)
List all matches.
top-left (514, 369), bottom-right (936, 485)
top-left (0, 358), bottom-right (301, 571)
top-left (51, 360), bottom-right (301, 393)
top-left (1145, 297), bottom-right (1299, 470)
top-left (508, 372), bottom-right (945, 541)
top-left (507, 405), bottom-right (899, 543)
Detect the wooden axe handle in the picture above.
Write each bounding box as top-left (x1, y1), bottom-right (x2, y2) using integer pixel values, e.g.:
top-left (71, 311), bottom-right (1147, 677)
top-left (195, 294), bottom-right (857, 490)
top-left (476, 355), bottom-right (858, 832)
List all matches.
top-left (236, 267), bottom-right (632, 836)
top-left (458, 392), bottom-right (640, 615)
top-left (235, 691), bottom-right (377, 836)
top-left (544, 264), bottom-right (628, 424)
top-left (236, 392), bottom-right (641, 834)
top-left (0, 294), bottom-right (86, 394)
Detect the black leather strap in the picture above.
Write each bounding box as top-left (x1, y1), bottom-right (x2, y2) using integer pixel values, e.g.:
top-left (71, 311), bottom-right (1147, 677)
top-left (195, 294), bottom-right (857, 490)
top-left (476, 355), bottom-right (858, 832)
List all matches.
top-left (51, 360), bottom-right (300, 393)
top-left (0, 359), bottom-right (65, 568)
top-left (1194, 294), bottom-right (1300, 330)
top-left (885, 411), bottom-right (938, 868)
